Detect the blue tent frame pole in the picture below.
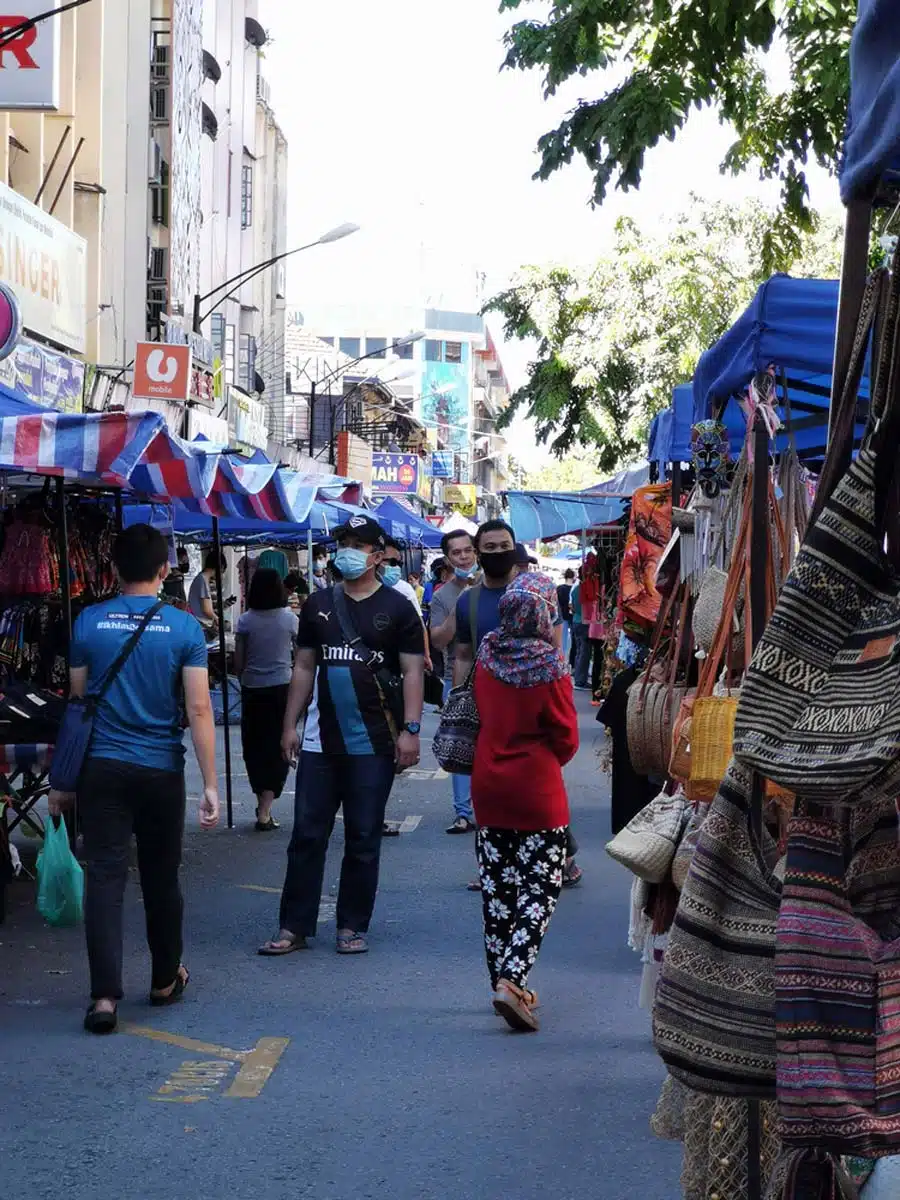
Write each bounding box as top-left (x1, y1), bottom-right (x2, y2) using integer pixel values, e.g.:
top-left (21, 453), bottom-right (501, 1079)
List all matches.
top-left (212, 516), bottom-right (234, 829)
top-left (307, 528), bottom-right (314, 590)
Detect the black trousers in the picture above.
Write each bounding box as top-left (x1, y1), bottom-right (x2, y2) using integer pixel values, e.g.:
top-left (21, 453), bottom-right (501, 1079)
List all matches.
top-left (279, 751), bottom-right (396, 938)
top-left (79, 757), bottom-right (186, 1000)
top-left (241, 683), bottom-right (291, 798)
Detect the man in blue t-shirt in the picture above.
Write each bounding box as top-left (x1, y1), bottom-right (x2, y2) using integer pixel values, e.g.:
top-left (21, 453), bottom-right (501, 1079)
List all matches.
top-left (49, 523), bottom-right (219, 1035)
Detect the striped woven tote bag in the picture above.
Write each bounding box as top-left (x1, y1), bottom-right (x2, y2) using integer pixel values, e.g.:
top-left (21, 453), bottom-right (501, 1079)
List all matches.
top-left (652, 760), bottom-right (782, 1097)
top-left (733, 267), bottom-right (900, 807)
top-left (776, 801), bottom-right (900, 1162)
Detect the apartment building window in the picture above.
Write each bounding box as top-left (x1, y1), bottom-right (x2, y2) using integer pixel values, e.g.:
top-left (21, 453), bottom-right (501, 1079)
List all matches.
top-left (150, 160), bottom-right (170, 226)
top-left (239, 333), bottom-right (258, 392)
top-left (241, 164), bottom-right (253, 229)
top-left (444, 341), bottom-right (463, 364)
top-left (339, 336), bottom-right (361, 359)
top-left (210, 313), bottom-right (226, 363)
top-left (394, 338), bottom-right (414, 360)
top-left (366, 336), bottom-right (387, 359)
top-left (425, 339), bottom-right (442, 363)
top-left (224, 323), bottom-right (236, 386)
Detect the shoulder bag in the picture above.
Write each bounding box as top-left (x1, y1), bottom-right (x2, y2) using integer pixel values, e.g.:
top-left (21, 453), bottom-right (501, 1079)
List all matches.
top-left (733, 262), bottom-right (900, 806)
top-left (50, 601), bottom-right (165, 793)
top-left (433, 661), bottom-right (480, 776)
top-left (332, 584), bottom-right (406, 735)
top-left (605, 787), bottom-right (689, 883)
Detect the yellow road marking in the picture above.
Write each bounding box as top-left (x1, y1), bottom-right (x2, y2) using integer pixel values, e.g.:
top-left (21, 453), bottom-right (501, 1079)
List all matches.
top-left (399, 815), bottom-right (422, 833)
top-left (224, 1037), bottom-right (290, 1099)
top-left (152, 1059), bottom-right (235, 1102)
top-left (122, 1023), bottom-right (247, 1060)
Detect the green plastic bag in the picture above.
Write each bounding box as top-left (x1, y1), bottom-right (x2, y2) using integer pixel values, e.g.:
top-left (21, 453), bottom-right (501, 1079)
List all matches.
top-left (36, 815), bottom-right (84, 927)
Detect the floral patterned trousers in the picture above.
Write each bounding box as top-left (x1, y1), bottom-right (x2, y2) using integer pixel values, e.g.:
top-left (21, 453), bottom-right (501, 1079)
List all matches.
top-left (476, 826), bottom-right (568, 990)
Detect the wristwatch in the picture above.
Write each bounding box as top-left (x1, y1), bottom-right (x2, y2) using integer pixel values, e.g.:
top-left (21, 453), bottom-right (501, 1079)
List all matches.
top-left (404, 721), bottom-right (421, 736)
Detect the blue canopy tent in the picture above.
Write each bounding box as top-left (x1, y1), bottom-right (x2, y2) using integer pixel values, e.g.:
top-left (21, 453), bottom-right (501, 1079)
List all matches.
top-left (841, 0), bottom-right (900, 206)
top-left (505, 475), bottom-right (647, 543)
top-left (691, 275), bottom-right (871, 461)
top-left (373, 496), bottom-right (443, 549)
top-left (124, 498), bottom-right (367, 544)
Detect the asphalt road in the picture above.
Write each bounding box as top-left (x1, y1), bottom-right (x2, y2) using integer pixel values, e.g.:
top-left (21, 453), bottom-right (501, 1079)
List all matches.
top-left (0, 694), bottom-right (680, 1200)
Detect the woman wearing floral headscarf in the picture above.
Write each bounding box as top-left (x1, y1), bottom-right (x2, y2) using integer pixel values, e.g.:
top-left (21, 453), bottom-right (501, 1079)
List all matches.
top-left (472, 572), bottom-right (579, 1032)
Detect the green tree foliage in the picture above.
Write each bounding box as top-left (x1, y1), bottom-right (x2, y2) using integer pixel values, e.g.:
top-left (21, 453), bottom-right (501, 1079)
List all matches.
top-left (499, 0), bottom-right (854, 276)
top-left (486, 199), bottom-right (842, 469)
top-left (524, 446), bottom-right (609, 491)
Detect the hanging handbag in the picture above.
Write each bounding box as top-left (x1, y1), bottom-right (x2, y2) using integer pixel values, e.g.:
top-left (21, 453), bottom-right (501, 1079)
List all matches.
top-left (775, 800), bottom-right (900, 1161)
top-left (625, 582), bottom-right (689, 778)
top-left (49, 602), bottom-right (164, 793)
top-left (605, 787), bottom-right (689, 883)
top-left (670, 799), bottom-right (710, 891)
top-left (432, 663), bottom-right (480, 775)
top-left (733, 265), bottom-right (900, 806)
top-left (332, 584), bottom-right (406, 735)
top-left (652, 759), bottom-right (782, 1097)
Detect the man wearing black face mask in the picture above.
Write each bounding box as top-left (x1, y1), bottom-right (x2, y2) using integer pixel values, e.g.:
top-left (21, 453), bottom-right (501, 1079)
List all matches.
top-left (452, 520), bottom-right (519, 686)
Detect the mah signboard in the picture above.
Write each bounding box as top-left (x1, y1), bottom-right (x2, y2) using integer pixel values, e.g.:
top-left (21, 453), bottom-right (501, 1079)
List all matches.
top-left (371, 452), bottom-right (419, 495)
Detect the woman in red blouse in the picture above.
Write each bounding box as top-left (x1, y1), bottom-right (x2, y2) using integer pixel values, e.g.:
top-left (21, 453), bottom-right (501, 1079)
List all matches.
top-left (472, 572), bottom-right (579, 1032)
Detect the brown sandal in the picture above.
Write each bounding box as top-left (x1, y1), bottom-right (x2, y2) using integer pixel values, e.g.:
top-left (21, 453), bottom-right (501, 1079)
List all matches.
top-left (492, 978), bottom-right (540, 1032)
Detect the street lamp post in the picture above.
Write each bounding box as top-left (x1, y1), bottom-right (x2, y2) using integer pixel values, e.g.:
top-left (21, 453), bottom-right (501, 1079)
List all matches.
top-left (191, 222), bottom-right (360, 334)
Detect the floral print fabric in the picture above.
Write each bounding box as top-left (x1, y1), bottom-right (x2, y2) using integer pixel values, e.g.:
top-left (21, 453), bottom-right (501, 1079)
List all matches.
top-left (618, 483), bottom-right (672, 631)
top-left (476, 825), bottom-right (568, 989)
top-left (477, 573), bottom-right (568, 689)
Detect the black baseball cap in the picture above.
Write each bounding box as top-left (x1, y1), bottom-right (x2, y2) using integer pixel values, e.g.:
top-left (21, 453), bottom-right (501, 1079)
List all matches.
top-left (515, 542), bottom-right (538, 566)
top-left (333, 515), bottom-right (386, 550)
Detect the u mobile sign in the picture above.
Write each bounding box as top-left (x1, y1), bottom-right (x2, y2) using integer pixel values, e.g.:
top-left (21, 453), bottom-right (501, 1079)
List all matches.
top-left (0, 4), bottom-right (61, 110)
top-left (133, 342), bottom-right (193, 404)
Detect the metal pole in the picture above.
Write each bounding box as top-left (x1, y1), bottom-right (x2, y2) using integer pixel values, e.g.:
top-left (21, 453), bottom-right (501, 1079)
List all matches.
top-left (192, 293), bottom-right (202, 335)
top-left (211, 517), bottom-right (234, 829)
top-left (34, 122), bottom-right (71, 205)
top-left (307, 528), bottom-right (314, 591)
top-left (56, 479), bottom-right (72, 643)
top-left (308, 380), bottom-right (316, 457)
top-left (48, 136), bottom-right (85, 217)
top-left (746, 412), bottom-right (770, 1200)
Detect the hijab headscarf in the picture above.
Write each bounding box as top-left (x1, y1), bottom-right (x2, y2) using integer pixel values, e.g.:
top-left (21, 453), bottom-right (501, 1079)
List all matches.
top-left (478, 572), bottom-right (569, 688)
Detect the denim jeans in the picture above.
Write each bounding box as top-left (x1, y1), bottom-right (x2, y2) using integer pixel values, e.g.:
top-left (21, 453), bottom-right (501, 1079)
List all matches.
top-left (573, 623), bottom-right (591, 687)
top-left (80, 756), bottom-right (186, 1000)
top-left (443, 678), bottom-right (473, 821)
top-left (561, 621), bottom-right (572, 664)
top-left (279, 750), bottom-right (396, 937)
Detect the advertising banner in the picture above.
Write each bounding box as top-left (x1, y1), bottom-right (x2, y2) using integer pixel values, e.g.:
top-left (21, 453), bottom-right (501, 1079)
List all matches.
top-left (430, 450), bottom-right (454, 478)
top-left (442, 483), bottom-right (478, 517)
top-left (0, 5), bottom-right (60, 109)
top-left (187, 407), bottom-right (229, 445)
top-left (0, 336), bottom-right (84, 412)
top-left (421, 352), bottom-right (469, 452)
top-left (0, 181), bottom-right (86, 351)
top-left (228, 387), bottom-right (268, 451)
top-left (133, 342), bottom-right (192, 404)
top-left (371, 451), bottom-right (419, 495)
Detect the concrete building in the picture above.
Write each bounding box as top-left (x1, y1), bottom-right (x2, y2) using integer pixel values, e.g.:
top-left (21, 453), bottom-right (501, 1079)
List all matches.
top-left (285, 304), bottom-right (509, 514)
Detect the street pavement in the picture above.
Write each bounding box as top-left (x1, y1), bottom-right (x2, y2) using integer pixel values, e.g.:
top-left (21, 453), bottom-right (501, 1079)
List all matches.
top-left (0, 694), bottom-right (680, 1200)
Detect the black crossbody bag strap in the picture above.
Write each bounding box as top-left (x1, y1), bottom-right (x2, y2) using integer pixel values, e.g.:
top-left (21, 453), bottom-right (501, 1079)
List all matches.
top-left (332, 585), bottom-right (405, 727)
top-left (89, 601), bottom-right (166, 707)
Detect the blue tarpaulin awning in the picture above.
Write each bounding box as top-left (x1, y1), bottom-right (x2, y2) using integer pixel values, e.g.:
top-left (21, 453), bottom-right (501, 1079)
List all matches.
top-left (373, 496), bottom-right (443, 549)
top-left (506, 466), bottom-right (649, 542)
top-left (841, 0), bottom-right (900, 203)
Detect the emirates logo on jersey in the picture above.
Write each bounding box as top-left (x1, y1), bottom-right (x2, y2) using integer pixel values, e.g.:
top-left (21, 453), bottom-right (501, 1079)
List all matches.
top-left (321, 645), bottom-right (385, 667)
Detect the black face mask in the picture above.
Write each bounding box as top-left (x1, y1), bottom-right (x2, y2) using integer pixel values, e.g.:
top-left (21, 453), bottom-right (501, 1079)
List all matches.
top-left (479, 549), bottom-right (517, 580)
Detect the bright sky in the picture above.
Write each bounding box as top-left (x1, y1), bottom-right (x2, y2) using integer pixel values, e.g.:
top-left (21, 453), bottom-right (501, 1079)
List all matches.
top-left (258, 0), bottom-right (842, 469)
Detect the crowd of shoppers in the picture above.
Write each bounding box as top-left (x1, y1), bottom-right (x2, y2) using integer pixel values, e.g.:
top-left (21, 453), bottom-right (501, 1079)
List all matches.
top-left (46, 512), bottom-right (586, 1038)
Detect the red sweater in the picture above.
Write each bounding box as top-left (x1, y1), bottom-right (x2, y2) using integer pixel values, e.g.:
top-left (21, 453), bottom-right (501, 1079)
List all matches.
top-left (471, 666), bottom-right (580, 830)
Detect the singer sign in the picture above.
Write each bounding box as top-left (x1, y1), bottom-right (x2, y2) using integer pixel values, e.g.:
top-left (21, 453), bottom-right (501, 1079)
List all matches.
top-left (0, 5), bottom-right (61, 109)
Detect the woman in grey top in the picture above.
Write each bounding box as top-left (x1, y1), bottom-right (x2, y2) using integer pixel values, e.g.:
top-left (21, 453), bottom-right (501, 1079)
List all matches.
top-left (234, 568), bottom-right (299, 830)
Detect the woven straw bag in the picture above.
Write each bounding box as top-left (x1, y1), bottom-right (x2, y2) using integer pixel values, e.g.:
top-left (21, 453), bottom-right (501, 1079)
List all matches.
top-left (692, 566), bottom-right (745, 654)
top-left (649, 1075), bottom-right (687, 1142)
top-left (605, 788), bottom-right (689, 883)
top-left (689, 694), bottom-right (739, 801)
top-left (668, 692), bottom-right (695, 784)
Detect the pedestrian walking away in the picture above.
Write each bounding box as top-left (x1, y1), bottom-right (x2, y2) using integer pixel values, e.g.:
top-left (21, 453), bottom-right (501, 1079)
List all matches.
top-left (234, 567), bottom-right (299, 831)
top-left (259, 515), bottom-right (425, 959)
top-left (571, 571), bottom-right (591, 690)
top-left (48, 523), bottom-right (219, 1035)
top-left (557, 568), bottom-right (575, 665)
top-left (429, 527), bottom-right (480, 833)
top-left (471, 572), bottom-right (579, 1032)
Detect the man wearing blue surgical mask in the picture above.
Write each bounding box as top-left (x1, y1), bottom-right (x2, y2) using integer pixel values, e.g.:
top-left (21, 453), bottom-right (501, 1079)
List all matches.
top-left (429, 528), bottom-right (480, 832)
top-left (259, 516), bottom-right (425, 959)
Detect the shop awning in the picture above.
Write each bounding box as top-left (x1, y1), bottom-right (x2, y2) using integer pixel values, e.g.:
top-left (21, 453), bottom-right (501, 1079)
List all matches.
top-left (506, 470), bottom-right (645, 542)
top-left (691, 275), bottom-right (871, 461)
top-left (124, 496), bottom-right (366, 545)
top-left (841, 0), bottom-right (900, 204)
top-left (373, 496), bottom-right (443, 549)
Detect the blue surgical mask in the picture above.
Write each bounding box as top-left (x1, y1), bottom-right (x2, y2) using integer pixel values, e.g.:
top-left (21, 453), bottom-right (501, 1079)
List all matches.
top-left (454, 564), bottom-right (477, 580)
top-left (382, 565), bottom-right (402, 587)
top-left (333, 547), bottom-right (370, 580)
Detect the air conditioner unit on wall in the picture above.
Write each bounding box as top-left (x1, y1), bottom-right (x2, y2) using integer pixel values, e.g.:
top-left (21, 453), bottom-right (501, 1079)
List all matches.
top-left (151, 84), bottom-right (168, 123)
top-left (148, 140), bottom-right (163, 185)
top-left (148, 247), bottom-right (168, 282)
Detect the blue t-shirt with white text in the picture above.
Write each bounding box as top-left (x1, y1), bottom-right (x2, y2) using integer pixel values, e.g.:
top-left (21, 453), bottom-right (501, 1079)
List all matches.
top-left (71, 595), bottom-right (208, 773)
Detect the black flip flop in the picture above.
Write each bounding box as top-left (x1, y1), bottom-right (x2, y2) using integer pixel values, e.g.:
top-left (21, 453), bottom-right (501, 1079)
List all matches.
top-left (84, 1004), bottom-right (118, 1035)
top-left (150, 966), bottom-right (190, 1007)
